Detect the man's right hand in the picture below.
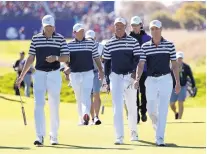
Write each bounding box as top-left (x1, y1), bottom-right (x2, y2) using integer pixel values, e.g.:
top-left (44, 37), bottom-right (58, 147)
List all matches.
top-left (16, 76), bottom-right (24, 88)
top-left (134, 80), bottom-right (139, 89)
top-left (65, 74), bottom-right (69, 81)
top-left (106, 84), bottom-right (110, 93)
top-left (64, 68), bottom-right (70, 81)
top-left (64, 67), bottom-right (70, 75)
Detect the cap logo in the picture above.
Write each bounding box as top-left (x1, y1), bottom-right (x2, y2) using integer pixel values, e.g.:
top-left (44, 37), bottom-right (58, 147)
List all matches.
top-left (46, 18), bottom-right (51, 22)
top-left (77, 25), bottom-right (81, 29)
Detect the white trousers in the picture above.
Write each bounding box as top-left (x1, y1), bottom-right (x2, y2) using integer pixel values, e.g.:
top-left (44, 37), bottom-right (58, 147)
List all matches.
top-left (33, 69), bottom-right (62, 138)
top-left (145, 73), bottom-right (173, 141)
top-left (110, 72), bottom-right (137, 139)
top-left (69, 70), bottom-right (94, 122)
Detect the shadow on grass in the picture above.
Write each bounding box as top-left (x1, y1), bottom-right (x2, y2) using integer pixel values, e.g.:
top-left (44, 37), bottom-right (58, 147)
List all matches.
top-left (123, 140), bottom-right (206, 149)
top-left (0, 146), bottom-right (30, 150)
top-left (44, 144), bottom-right (132, 150)
top-left (167, 121), bottom-right (205, 124)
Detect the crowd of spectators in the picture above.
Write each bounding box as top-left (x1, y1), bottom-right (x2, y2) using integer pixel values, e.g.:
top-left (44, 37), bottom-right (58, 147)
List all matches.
top-left (0, 1), bottom-right (45, 20)
top-left (0, 1), bottom-right (115, 40)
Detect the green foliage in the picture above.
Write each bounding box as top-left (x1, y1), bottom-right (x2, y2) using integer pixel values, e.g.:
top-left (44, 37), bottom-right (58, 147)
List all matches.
top-left (150, 2), bottom-right (206, 30)
top-left (0, 72), bottom-right (76, 103)
top-left (174, 2), bottom-right (206, 29)
top-left (0, 67), bottom-right (205, 107)
top-left (150, 11), bottom-right (180, 29)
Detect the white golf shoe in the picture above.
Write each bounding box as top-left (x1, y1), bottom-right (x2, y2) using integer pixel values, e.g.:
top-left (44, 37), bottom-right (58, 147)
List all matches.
top-left (50, 136), bottom-right (58, 145)
top-left (114, 136), bottom-right (124, 145)
top-left (130, 131), bottom-right (139, 141)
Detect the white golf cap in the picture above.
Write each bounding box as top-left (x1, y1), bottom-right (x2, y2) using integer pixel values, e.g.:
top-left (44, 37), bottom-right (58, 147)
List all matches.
top-left (176, 51), bottom-right (184, 59)
top-left (73, 23), bottom-right (84, 32)
top-left (130, 16), bottom-right (142, 25)
top-left (114, 17), bottom-right (126, 25)
top-left (149, 20), bottom-right (162, 29)
top-left (85, 30), bottom-right (96, 39)
top-left (42, 15), bottom-right (55, 27)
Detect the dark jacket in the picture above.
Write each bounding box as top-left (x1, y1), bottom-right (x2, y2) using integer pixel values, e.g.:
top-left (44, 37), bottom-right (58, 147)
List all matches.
top-left (171, 62), bottom-right (196, 88)
top-left (13, 59), bottom-right (32, 76)
top-left (129, 30), bottom-right (151, 46)
top-left (129, 30), bottom-right (151, 72)
top-left (13, 60), bottom-right (22, 76)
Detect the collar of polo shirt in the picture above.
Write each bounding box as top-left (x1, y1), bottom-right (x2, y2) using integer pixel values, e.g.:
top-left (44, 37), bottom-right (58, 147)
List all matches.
top-left (151, 37), bottom-right (165, 45)
top-left (115, 33), bottom-right (127, 39)
top-left (42, 31), bottom-right (56, 37)
top-left (75, 37), bottom-right (86, 42)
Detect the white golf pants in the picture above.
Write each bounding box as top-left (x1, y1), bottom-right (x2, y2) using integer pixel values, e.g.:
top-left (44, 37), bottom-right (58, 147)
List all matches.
top-left (69, 70), bottom-right (94, 122)
top-left (110, 72), bottom-right (137, 139)
top-left (145, 73), bottom-right (173, 142)
top-left (33, 69), bottom-right (62, 138)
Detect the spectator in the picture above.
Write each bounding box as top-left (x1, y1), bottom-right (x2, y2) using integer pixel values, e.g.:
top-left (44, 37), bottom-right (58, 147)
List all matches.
top-left (19, 26), bottom-right (26, 40)
top-left (13, 51), bottom-right (25, 95)
top-left (0, 1), bottom-right (115, 40)
top-left (19, 59), bottom-right (34, 97)
top-left (170, 52), bottom-right (196, 119)
top-left (13, 51), bottom-right (34, 97)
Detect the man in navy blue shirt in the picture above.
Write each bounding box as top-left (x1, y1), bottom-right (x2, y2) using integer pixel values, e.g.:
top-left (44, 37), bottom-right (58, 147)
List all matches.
top-left (16, 15), bottom-right (70, 146)
top-left (104, 17), bottom-right (142, 145)
top-left (66, 23), bottom-right (104, 126)
top-left (129, 16), bottom-right (151, 123)
top-left (134, 20), bottom-right (181, 146)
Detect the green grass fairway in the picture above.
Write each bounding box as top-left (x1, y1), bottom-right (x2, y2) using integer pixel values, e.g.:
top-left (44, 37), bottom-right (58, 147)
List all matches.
top-left (0, 94), bottom-right (205, 154)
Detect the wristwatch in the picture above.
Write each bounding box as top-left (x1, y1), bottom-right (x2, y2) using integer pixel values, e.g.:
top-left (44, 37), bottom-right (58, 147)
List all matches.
top-left (55, 56), bottom-right (59, 61)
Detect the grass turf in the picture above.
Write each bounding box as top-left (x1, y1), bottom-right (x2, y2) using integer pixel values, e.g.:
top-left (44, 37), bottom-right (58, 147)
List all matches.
top-left (0, 93), bottom-right (205, 154)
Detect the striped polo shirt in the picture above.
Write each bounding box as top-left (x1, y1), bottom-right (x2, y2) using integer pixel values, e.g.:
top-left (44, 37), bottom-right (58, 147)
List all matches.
top-left (103, 34), bottom-right (143, 75)
top-left (140, 37), bottom-right (176, 76)
top-left (29, 32), bottom-right (69, 71)
top-left (68, 38), bottom-right (99, 72)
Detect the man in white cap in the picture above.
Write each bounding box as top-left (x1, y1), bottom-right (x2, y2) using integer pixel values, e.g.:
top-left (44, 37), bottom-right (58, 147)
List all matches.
top-left (65, 24), bottom-right (104, 126)
top-left (85, 30), bottom-right (104, 125)
top-left (129, 16), bottom-right (151, 123)
top-left (103, 17), bottom-right (142, 144)
top-left (170, 51), bottom-right (196, 119)
top-left (16, 15), bottom-right (70, 146)
top-left (134, 20), bottom-right (181, 146)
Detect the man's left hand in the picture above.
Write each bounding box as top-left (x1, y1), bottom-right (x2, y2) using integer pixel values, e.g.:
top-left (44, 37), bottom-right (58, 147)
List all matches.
top-left (131, 72), bottom-right (136, 80)
top-left (46, 56), bottom-right (56, 63)
top-left (134, 80), bottom-right (139, 89)
top-left (175, 83), bottom-right (181, 94)
top-left (98, 70), bottom-right (104, 81)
